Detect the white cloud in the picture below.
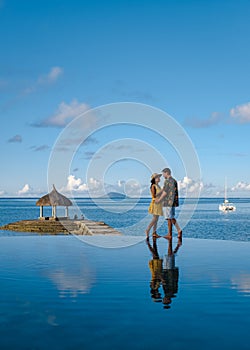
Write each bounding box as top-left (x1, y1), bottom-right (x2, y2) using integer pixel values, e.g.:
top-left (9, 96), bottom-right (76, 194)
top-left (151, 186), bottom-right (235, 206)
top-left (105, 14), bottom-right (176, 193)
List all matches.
top-left (89, 177), bottom-right (98, 187)
top-left (34, 99), bottom-right (89, 127)
top-left (0, 190), bottom-right (5, 196)
top-left (230, 102), bottom-right (250, 124)
top-left (39, 66), bottom-right (63, 84)
top-left (182, 176), bottom-right (193, 186)
top-left (18, 184), bottom-right (31, 195)
top-left (117, 180), bottom-right (125, 187)
top-left (185, 112), bottom-right (223, 128)
top-left (231, 181), bottom-right (250, 192)
top-left (23, 66), bottom-right (63, 95)
top-left (178, 177), bottom-right (203, 196)
top-left (64, 175), bottom-right (88, 192)
top-left (61, 175), bottom-right (106, 196)
top-left (88, 178), bottom-right (142, 198)
top-left (88, 177), bottom-right (103, 191)
top-left (124, 179), bottom-right (142, 197)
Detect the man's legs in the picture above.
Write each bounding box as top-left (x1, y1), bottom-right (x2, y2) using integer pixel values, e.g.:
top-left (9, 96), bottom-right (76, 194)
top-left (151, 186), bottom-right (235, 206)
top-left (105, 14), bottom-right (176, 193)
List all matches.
top-left (171, 218), bottom-right (182, 238)
top-left (163, 207), bottom-right (182, 238)
top-left (163, 207), bottom-right (173, 238)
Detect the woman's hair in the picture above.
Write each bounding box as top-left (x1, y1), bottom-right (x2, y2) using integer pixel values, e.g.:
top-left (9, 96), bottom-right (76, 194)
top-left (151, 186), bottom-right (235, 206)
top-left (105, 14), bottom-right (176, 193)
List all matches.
top-left (150, 178), bottom-right (156, 197)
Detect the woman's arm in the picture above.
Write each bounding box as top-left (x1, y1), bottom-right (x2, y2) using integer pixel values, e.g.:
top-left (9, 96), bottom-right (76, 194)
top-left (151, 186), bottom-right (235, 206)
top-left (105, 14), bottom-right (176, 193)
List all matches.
top-left (156, 188), bottom-right (163, 197)
top-left (155, 189), bottom-right (166, 203)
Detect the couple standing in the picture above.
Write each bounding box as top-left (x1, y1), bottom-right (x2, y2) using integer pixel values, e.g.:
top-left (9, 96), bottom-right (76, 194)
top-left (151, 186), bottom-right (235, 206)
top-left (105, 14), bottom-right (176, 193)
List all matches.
top-left (145, 167), bottom-right (182, 239)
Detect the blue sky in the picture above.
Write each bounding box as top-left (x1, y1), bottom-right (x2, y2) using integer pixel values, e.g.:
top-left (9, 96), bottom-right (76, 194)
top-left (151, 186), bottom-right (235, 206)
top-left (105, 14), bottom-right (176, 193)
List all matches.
top-left (0, 0), bottom-right (250, 197)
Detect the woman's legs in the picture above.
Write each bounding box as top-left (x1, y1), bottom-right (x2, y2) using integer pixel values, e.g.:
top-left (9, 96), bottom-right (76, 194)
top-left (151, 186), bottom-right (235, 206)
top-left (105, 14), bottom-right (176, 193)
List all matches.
top-left (145, 215), bottom-right (159, 237)
top-left (153, 217), bottom-right (158, 232)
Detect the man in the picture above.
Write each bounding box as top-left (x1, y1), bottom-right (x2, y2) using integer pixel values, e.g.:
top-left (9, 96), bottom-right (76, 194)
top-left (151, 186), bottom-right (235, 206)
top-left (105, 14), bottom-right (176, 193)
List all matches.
top-left (155, 168), bottom-right (182, 239)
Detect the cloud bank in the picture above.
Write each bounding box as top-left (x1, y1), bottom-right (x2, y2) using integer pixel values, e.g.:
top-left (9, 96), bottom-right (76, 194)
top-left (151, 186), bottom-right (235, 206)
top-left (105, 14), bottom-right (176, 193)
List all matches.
top-left (178, 176), bottom-right (203, 196)
top-left (231, 181), bottom-right (250, 192)
top-left (185, 101), bottom-right (250, 129)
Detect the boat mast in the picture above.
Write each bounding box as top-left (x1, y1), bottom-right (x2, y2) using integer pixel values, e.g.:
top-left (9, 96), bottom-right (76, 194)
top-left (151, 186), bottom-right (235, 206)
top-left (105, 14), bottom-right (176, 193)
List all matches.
top-left (224, 177), bottom-right (227, 201)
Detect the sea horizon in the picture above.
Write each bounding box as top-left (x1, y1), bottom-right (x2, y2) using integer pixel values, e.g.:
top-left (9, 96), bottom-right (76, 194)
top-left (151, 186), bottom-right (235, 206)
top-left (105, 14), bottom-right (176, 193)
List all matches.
top-left (1, 197), bottom-right (249, 242)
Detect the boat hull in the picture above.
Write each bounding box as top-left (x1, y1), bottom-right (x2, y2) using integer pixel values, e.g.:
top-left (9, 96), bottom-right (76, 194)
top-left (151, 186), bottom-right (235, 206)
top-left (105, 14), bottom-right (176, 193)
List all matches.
top-left (219, 203), bottom-right (236, 212)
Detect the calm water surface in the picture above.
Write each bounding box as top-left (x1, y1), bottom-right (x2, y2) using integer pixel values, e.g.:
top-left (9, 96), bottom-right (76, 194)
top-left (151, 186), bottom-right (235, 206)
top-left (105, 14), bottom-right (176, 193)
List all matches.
top-left (0, 236), bottom-right (249, 350)
top-left (0, 198), bottom-right (249, 349)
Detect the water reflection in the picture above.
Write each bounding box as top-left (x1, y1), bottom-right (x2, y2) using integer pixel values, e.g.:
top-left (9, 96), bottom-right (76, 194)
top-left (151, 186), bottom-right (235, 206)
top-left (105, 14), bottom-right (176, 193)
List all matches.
top-left (47, 266), bottom-right (95, 298)
top-left (43, 253), bottom-right (95, 298)
top-left (231, 274), bottom-right (250, 296)
top-left (147, 236), bottom-right (182, 309)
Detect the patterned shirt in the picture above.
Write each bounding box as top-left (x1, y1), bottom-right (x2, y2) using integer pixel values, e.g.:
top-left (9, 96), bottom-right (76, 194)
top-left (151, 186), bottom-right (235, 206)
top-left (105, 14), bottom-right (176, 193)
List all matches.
top-left (162, 176), bottom-right (179, 207)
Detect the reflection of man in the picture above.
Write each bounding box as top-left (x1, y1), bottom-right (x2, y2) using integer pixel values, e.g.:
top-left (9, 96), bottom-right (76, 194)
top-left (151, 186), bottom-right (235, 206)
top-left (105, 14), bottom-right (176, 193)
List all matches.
top-left (161, 237), bottom-right (181, 309)
top-left (155, 168), bottom-right (182, 239)
top-left (147, 237), bottom-right (163, 302)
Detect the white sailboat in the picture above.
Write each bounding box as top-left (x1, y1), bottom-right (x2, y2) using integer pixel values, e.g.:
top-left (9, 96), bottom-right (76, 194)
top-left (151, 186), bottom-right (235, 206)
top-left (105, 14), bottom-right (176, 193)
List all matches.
top-left (219, 178), bottom-right (236, 212)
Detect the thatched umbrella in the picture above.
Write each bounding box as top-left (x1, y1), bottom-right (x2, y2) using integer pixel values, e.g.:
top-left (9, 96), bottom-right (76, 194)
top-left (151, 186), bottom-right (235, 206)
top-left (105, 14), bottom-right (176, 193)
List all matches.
top-left (36, 185), bottom-right (72, 219)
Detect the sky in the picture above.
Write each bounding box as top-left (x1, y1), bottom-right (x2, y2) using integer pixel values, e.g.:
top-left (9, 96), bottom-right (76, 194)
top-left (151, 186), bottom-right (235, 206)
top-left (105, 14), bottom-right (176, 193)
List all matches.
top-left (0, 0), bottom-right (250, 198)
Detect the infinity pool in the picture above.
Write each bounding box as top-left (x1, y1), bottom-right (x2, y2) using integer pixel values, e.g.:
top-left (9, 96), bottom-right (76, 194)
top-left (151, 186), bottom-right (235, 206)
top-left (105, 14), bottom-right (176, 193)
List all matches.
top-left (0, 236), bottom-right (249, 350)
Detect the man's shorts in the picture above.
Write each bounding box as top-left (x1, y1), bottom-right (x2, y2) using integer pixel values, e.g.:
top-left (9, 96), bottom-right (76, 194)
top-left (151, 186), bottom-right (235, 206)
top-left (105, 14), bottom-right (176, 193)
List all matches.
top-left (163, 206), bottom-right (175, 219)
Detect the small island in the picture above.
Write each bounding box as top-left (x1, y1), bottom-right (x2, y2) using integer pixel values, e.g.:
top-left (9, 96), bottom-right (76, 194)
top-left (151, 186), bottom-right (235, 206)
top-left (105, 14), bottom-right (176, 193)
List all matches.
top-left (103, 192), bottom-right (127, 200)
top-left (0, 186), bottom-right (122, 236)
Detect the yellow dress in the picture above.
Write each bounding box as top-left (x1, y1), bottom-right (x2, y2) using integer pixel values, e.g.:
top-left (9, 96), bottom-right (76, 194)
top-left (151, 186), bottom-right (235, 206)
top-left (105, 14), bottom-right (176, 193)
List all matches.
top-left (149, 258), bottom-right (163, 290)
top-left (148, 184), bottom-right (163, 216)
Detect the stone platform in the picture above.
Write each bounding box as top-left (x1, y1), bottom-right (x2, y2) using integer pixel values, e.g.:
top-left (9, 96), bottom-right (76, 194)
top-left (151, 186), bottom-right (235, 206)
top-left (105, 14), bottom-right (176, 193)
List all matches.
top-left (0, 219), bottom-right (122, 235)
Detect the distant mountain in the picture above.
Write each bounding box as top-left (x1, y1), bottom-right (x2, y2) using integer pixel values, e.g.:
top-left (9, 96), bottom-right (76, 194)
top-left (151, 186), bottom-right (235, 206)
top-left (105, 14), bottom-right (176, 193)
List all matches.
top-left (105, 192), bottom-right (126, 200)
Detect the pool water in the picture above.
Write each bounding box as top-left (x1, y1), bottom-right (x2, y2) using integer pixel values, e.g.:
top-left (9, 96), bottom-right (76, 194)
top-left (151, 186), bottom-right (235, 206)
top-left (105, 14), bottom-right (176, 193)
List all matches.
top-left (0, 235), bottom-right (249, 350)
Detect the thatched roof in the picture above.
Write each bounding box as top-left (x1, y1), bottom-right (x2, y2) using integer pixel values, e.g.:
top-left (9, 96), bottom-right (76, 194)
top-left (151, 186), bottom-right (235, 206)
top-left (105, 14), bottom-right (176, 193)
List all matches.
top-left (36, 185), bottom-right (72, 207)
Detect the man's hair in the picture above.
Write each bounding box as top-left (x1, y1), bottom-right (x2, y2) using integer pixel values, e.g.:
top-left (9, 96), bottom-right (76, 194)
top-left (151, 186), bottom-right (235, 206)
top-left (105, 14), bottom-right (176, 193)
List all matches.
top-left (162, 168), bottom-right (171, 175)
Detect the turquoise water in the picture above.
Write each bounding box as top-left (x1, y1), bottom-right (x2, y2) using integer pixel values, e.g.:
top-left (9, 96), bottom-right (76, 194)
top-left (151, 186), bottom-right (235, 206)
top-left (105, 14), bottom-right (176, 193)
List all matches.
top-left (0, 197), bottom-right (249, 241)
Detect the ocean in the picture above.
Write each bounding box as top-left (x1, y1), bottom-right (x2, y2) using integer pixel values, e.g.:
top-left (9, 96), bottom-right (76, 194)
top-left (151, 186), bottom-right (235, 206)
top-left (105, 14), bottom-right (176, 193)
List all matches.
top-left (0, 197), bottom-right (249, 241)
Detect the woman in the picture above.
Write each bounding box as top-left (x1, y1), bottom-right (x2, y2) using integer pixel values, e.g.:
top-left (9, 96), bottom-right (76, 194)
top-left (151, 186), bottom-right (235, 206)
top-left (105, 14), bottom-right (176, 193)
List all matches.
top-left (145, 173), bottom-right (163, 238)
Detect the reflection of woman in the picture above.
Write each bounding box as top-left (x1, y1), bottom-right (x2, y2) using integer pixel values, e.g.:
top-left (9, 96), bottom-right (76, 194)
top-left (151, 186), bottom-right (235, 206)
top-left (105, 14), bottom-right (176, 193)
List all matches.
top-left (147, 237), bottom-right (163, 302)
top-left (145, 173), bottom-right (163, 238)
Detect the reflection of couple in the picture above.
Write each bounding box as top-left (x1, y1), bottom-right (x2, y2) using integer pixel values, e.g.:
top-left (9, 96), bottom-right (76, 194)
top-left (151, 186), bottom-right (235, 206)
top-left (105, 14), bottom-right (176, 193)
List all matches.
top-left (145, 168), bottom-right (182, 239)
top-left (147, 236), bottom-right (182, 309)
